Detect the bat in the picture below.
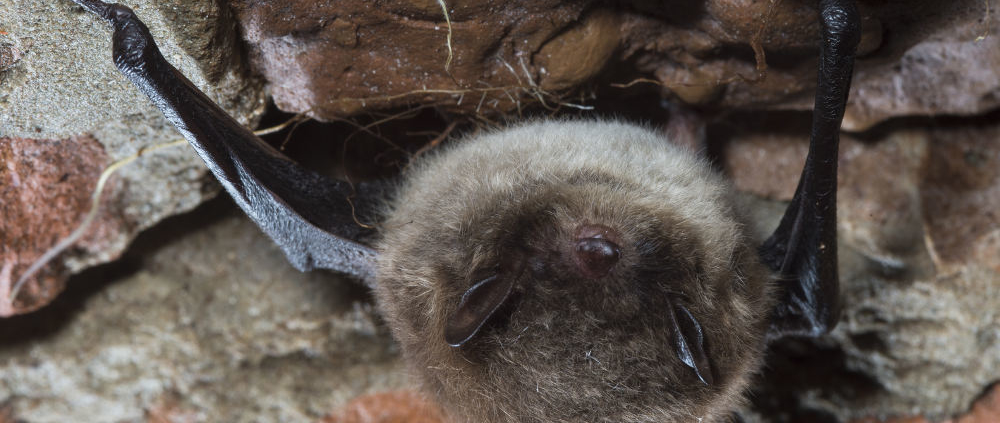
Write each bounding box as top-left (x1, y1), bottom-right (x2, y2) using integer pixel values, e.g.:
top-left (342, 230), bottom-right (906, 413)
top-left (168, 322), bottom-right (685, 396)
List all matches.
top-left (66, 0), bottom-right (860, 421)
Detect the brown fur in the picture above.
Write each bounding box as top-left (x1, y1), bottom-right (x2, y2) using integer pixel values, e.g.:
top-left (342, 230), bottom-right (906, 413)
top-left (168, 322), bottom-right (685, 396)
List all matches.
top-left (375, 120), bottom-right (774, 422)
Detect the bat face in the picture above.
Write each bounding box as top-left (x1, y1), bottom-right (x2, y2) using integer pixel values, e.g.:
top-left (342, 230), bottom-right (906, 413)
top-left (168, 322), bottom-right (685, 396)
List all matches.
top-left (375, 121), bottom-right (774, 422)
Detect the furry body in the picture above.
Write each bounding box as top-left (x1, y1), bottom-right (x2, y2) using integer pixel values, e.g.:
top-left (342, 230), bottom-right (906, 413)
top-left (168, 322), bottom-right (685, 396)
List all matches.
top-left (376, 121), bottom-right (774, 422)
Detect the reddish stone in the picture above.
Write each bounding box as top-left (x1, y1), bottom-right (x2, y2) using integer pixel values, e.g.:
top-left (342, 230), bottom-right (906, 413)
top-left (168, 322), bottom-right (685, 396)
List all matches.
top-left (852, 417), bottom-right (930, 423)
top-left (319, 391), bottom-right (449, 423)
top-left (0, 403), bottom-right (15, 423)
top-left (850, 385), bottom-right (1000, 423)
top-left (145, 394), bottom-right (201, 423)
top-left (0, 136), bottom-right (123, 316)
top-left (725, 118), bottom-right (1000, 271)
top-left (230, 0), bottom-right (997, 131)
top-left (954, 385), bottom-right (1000, 423)
top-left (229, 0), bottom-right (594, 120)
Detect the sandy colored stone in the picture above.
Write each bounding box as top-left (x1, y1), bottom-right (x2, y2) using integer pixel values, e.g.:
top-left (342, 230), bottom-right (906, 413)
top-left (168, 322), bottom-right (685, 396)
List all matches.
top-left (724, 130), bottom-right (809, 200)
top-left (837, 131), bottom-right (932, 269)
top-left (727, 126), bottom-right (934, 270)
top-left (1, 0), bottom-right (264, 138)
top-left (724, 116), bottom-right (934, 268)
top-left (724, 111), bottom-right (999, 420)
top-left (0, 207), bottom-right (407, 423)
top-left (921, 123), bottom-right (1000, 271)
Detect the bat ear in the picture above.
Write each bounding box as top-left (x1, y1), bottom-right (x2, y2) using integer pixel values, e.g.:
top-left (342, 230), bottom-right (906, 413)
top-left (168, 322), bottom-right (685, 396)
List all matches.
top-left (444, 274), bottom-right (516, 347)
top-left (759, 0), bottom-right (860, 340)
top-left (669, 303), bottom-right (714, 385)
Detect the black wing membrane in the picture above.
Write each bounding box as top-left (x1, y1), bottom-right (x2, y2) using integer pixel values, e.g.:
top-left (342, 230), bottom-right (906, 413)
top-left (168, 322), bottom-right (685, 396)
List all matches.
top-left (73, 0), bottom-right (379, 283)
top-left (759, 0), bottom-right (860, 339)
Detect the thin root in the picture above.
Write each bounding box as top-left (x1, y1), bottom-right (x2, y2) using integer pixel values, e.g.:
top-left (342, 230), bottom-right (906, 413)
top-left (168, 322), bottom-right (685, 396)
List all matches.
top-left (436, 0), bottom-right (455, 72)
top-left (977, 0), bottom-right (992, 42)
top-left (7, 138), bottom-right (185, 308)
top-left (610, 74), bottom-right (753, 90)
top-left (409, 120), bottom-right (459, 165)
top-left (316, 78), bottom-right (587, 119)
top-left (260, 112), bottom-right (309, 137)
top-left (748, 0), bottom-right (781, 80)
top-left (7, 116), bottom-right (306, 312)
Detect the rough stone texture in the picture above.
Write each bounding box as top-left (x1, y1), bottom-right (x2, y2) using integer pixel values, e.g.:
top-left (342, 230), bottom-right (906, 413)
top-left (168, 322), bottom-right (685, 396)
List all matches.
top-left (229, 0), bottom-right (998, 130)
top-left (620, 0), bottom-right (998, 130)
top-left (725, 119), bottom-right (933, 268)
top-left (850, 385), bottom-right (1000, 423)
top-left (841, 3), bottom-right (1000, 131)
top-left (0, 0), bottom-right (267, 315)
top-left (0, 204), bottom-right (406, 423)
top-left (724, 112), bottom-right (1000, 421)
top-left (0, 41), bottom-right (24, 75)
top-left (0, 136), bottom-right (125, 316)
top-left (534, 9), bottom-right (622, 91)
top-left (623, 0), bottom-right (1000, 130)
top-left (228, 0), bottom-right (599, 119)
top-left (922, 124), bottom-right (1000, 271)
top-left (1, 0), bottom-right (263, 138)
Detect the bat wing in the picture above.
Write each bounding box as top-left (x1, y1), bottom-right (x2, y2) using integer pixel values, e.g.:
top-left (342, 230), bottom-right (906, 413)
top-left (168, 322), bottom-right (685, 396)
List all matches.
top-left (73, 0), bottom-right (379, 283)
top-left (758, 0), bottom-right (860, 339)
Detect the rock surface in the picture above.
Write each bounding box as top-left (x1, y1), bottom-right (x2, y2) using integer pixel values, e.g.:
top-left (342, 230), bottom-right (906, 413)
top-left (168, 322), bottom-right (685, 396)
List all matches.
top-left (850, 385), bottom-right (1000, 423)
top-left (0, 136), bottom-right (122, 316)
top-left (725, 112), bottom-right (1000, 421)
top-left (228, 0), bottom-right (998, 130)
top-left (841, 3), bottom-right (1000, 131)
top-left (227, 0), bottom-right (601, 118)
top-left (319, 391), bottom-right (447, 423)
top-left (0, 0), bottom-right (267, 315)
top-left (0, 202), bottom-right (406, 423)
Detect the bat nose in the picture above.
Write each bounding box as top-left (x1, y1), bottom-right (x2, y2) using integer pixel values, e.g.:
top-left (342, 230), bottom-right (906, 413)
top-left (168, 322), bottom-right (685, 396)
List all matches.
top-left (573, 224), bottom-right (621, 279)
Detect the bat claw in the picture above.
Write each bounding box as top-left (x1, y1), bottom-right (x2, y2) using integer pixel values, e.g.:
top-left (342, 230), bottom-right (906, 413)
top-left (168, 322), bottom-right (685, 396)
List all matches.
top-left (71, 0), bottom-right (143, 32)
top-left (71, 0), bottom-right (112, 19)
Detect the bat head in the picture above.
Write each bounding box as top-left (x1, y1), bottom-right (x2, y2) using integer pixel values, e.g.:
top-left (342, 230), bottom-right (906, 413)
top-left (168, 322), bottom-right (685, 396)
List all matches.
top-left (375, 121), bottom-right (774, 422)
